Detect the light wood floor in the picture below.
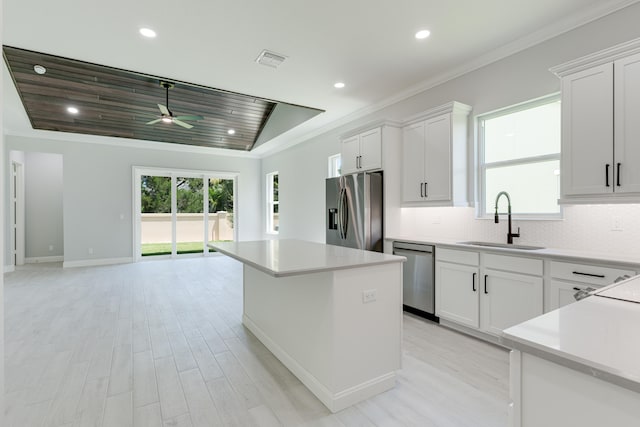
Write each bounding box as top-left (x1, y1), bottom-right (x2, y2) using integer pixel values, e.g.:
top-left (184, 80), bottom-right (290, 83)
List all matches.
top-left (4, 255), bottom-right (509, 427)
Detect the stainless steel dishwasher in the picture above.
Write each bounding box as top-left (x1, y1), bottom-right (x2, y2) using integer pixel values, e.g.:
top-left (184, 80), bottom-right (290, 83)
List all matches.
top-left (392, 241), bottom-right (438, 322)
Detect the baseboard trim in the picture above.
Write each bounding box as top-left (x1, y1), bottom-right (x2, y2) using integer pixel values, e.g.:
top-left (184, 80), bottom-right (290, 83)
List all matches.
top-left (63, 257), bottom-right (133, 268)
top-left (4, 265), bottom-right (15, 273)
top-left (25, 256), bottom-right (64, 264)
top-left (243, 314), bottom-right (396, 413)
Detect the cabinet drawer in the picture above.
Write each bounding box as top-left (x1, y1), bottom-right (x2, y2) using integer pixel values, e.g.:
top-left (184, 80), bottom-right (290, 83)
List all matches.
top-left (483, 254), bottom-right (542, 276)
top-left (550, 261), bottom-right (635, 286)
top-left (436, 247), bottom-right (479, 266)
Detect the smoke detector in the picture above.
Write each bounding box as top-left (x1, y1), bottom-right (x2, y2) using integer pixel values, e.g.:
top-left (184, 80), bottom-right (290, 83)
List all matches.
top-left (256, 50), bottom-right (287, 68)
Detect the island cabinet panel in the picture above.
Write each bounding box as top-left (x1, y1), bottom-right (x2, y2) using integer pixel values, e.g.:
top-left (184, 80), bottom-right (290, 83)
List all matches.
top-left (242, 262), bottom-right (402, 413)
top-left (511, 351), bottom-right (640, 427)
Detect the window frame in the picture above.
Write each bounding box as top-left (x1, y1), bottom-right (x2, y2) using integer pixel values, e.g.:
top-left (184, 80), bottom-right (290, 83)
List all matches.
top-left (328, 153), bottom-right (341, 178)
top-left (266, 171), bottom-right (279, 234)
top-left (477, 94), bottom-right (562, 220)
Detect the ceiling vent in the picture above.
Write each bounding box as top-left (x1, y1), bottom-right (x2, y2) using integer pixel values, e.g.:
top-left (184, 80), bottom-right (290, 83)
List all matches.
top-left (256, 50), bottom-right (287, 68)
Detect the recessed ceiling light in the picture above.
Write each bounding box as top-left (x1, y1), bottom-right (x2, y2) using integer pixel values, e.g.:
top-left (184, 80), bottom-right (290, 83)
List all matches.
top-left (33, 64), bottom-right (47, 75)
top-left (67, 107), bottom-right (79, 114)
top-left (139, 28), bottom-right (157, 38)
top-left (415, 30), bottom-right (431, 40)
top-left (334, 82), bottom-right (345, 89)
top-left (227, 129), bottom-right (236, 135)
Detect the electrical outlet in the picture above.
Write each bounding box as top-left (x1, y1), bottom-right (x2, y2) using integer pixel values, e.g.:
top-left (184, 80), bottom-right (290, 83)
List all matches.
top-left (362, 289), bottom-right (377, 303)
top-left (612, 216), bottom-right (623, 231)
top-left (88, 247), bottom-right (94, 254)
top-left (49, 245), bottom-right (53, 251)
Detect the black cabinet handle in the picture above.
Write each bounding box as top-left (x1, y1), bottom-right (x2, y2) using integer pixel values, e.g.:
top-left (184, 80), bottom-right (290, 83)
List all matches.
top-left (572, 271), bottom-right (605, 278)
top-left (617, 162), bottom-right (621, 187)
top-left (420, 183), bottom-right (424, 197)
top-left (424, 182), bottom-right (428, 198)
top-left (606, 164), bottom-right (610, 187)
top-left (472, 272), bottom-right (477, 292)
top-left (572, 287), bottom-right (582, 291)
top-left (484, 274), bottom-right (488, 294)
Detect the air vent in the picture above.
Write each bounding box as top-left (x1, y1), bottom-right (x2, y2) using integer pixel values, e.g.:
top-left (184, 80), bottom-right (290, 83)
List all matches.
top-left (256, 50), bottom-right (287, 68)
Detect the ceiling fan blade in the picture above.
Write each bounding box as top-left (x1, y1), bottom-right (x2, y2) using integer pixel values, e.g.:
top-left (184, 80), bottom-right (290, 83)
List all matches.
top-left (157, 104), bottom-right (170, 115)
top-left (174, 115), bottom-right (204, 121)
top-left (146, 119), bottom-right (162, 125)
top-left (173, 119), bottom-right (194, 129)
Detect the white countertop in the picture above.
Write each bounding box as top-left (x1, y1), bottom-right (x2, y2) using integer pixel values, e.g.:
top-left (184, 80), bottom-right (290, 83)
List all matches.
top-left (387, 235), bottom-right (640, 266)
top-left (209, 239), bottom-right (405, 277)
top-left (502, 276), bottom-right (640, 393)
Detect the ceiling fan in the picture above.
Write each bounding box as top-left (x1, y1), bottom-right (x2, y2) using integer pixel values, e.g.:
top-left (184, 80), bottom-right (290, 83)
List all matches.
top-left (146, 81), bottom-right (204, 129)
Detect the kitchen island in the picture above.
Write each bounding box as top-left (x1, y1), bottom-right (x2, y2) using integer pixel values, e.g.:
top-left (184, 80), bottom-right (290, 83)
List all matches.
top-left (208, 239), bottom-right (405, 412)
top-left (502, 276), bottom-right (640, 427)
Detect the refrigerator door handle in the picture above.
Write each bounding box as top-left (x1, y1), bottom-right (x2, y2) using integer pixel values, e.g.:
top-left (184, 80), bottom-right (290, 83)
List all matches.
top-left (340, 188), bottom-right (349, 239)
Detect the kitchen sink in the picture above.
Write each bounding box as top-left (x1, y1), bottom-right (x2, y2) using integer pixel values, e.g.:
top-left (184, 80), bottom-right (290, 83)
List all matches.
top-left (457, 241), bottom-right (545, 251)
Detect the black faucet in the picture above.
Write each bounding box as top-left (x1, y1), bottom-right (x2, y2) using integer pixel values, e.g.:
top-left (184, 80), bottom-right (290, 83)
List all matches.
top-left (494, 191), bottom-right (520, 244)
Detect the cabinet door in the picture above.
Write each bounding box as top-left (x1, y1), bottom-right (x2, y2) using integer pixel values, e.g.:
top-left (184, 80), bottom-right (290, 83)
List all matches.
top-left (614, 52), bottom-right (640, 193)
top-left (358, 127), bottom-right (382, 171)
top-left (341, 135), bottom-right (360, 174)
top-left (402, 122), bottom-right (426, 202)
top-left (480, 269), bottom-right (542, 336)
top-left (561, 64), bottom-right (614, 197)
top-left (435, 261), bottom-right (479, 328)
top-left (548, 279), bottom-right (596, 311)
top-left (423, 114), bottom-right (452, 201)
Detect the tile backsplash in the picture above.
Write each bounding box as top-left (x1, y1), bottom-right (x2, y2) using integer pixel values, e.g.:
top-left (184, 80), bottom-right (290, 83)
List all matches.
top-left (397, 204), bottom-right (640, 255)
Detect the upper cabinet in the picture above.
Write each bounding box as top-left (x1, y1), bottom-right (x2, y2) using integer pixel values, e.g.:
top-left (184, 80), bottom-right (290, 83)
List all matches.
top-left (552, 38), bottom-right (640, 203)
top-left (401, 102), bottom-right (471, 206)
top-left (340, 127), bottom-right (382, 174)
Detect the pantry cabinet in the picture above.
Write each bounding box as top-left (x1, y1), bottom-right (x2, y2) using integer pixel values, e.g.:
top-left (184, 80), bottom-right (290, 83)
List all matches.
top-left (401, 102), bottom-right (471, 206)
top-left (552, 40), bottom-right (640, 203)
top-left (340, 127), bottom-right (382, 174)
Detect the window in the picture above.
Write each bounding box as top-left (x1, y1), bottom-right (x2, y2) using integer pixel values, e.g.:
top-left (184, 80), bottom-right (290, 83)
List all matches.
top-left (328, 154), bottom-right (341, 178)
top-left (266, 171), bottom-right (279, 233)
top-left (478, 95), bottom-right (561, 218)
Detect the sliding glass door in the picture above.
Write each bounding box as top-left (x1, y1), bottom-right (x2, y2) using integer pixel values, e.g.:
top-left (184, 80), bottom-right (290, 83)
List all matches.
top-left (134, 168), bottom-right (236, 260)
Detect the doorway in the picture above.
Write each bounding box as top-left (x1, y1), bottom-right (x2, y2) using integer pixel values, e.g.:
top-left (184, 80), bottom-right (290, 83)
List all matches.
top-left (133, 167), bottom-right (237, 261)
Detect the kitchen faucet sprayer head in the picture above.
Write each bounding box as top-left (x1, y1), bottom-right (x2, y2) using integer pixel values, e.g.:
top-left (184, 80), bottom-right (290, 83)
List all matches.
top-left (494, 207), bottom-right (499, 223)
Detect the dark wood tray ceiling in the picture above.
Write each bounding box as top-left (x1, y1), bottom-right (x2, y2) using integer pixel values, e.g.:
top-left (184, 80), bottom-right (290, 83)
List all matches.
top-left (3, 46), bottom-right (323, 151)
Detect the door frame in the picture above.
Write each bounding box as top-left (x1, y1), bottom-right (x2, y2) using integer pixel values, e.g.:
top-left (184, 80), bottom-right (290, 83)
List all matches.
top-left (132, 166), bottom-right (239, 262)
top-left (10, 160), bottom-right (25, 268)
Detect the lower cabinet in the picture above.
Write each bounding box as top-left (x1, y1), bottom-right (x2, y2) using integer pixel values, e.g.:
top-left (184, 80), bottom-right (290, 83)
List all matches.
top-left (436, 261), bottom-right (479, 328)
top-left (436, 248), bottom-right (544, 337)
top-left (481, 269), bottom-right (542, 336)
top-left (548, 260), bottom-right (636, 311)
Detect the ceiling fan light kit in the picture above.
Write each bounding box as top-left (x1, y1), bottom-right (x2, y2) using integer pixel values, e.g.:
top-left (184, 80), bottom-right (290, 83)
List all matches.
top-left (145, 81), bottom-right (204, 129)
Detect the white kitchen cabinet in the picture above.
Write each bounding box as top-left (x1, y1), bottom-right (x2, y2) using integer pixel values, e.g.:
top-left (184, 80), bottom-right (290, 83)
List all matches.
top-left (435, 248), bottom-right (543, 337)
top-left (401, 102), bottom-right (471, 206)
top-left (436, 261), bottom-right (479, 328)
top-left (481, 270), bottom-right (543, 336)
top-left (547, 260), bottom-right (635, 311)
top-left (436, 248), bottom-right (543, 335)
top-left (435, 248), bottom-right (480, 328)
top-left (340, 127), bottom-right (382, 174)
top-left (552, 39), bottom-right (640, 203)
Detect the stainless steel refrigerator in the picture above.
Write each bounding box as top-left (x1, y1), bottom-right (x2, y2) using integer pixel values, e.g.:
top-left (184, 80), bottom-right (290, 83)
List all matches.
top-left (326, 172), bottom-right (383, 252)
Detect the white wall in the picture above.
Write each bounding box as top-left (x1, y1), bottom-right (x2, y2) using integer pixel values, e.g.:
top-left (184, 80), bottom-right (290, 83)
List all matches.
top-left (260, 3), bottom-right (640, 254)
top-left (24, 151), bottom-right (64, 260)
top-left (4, 135), bottom-right (262, 265)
